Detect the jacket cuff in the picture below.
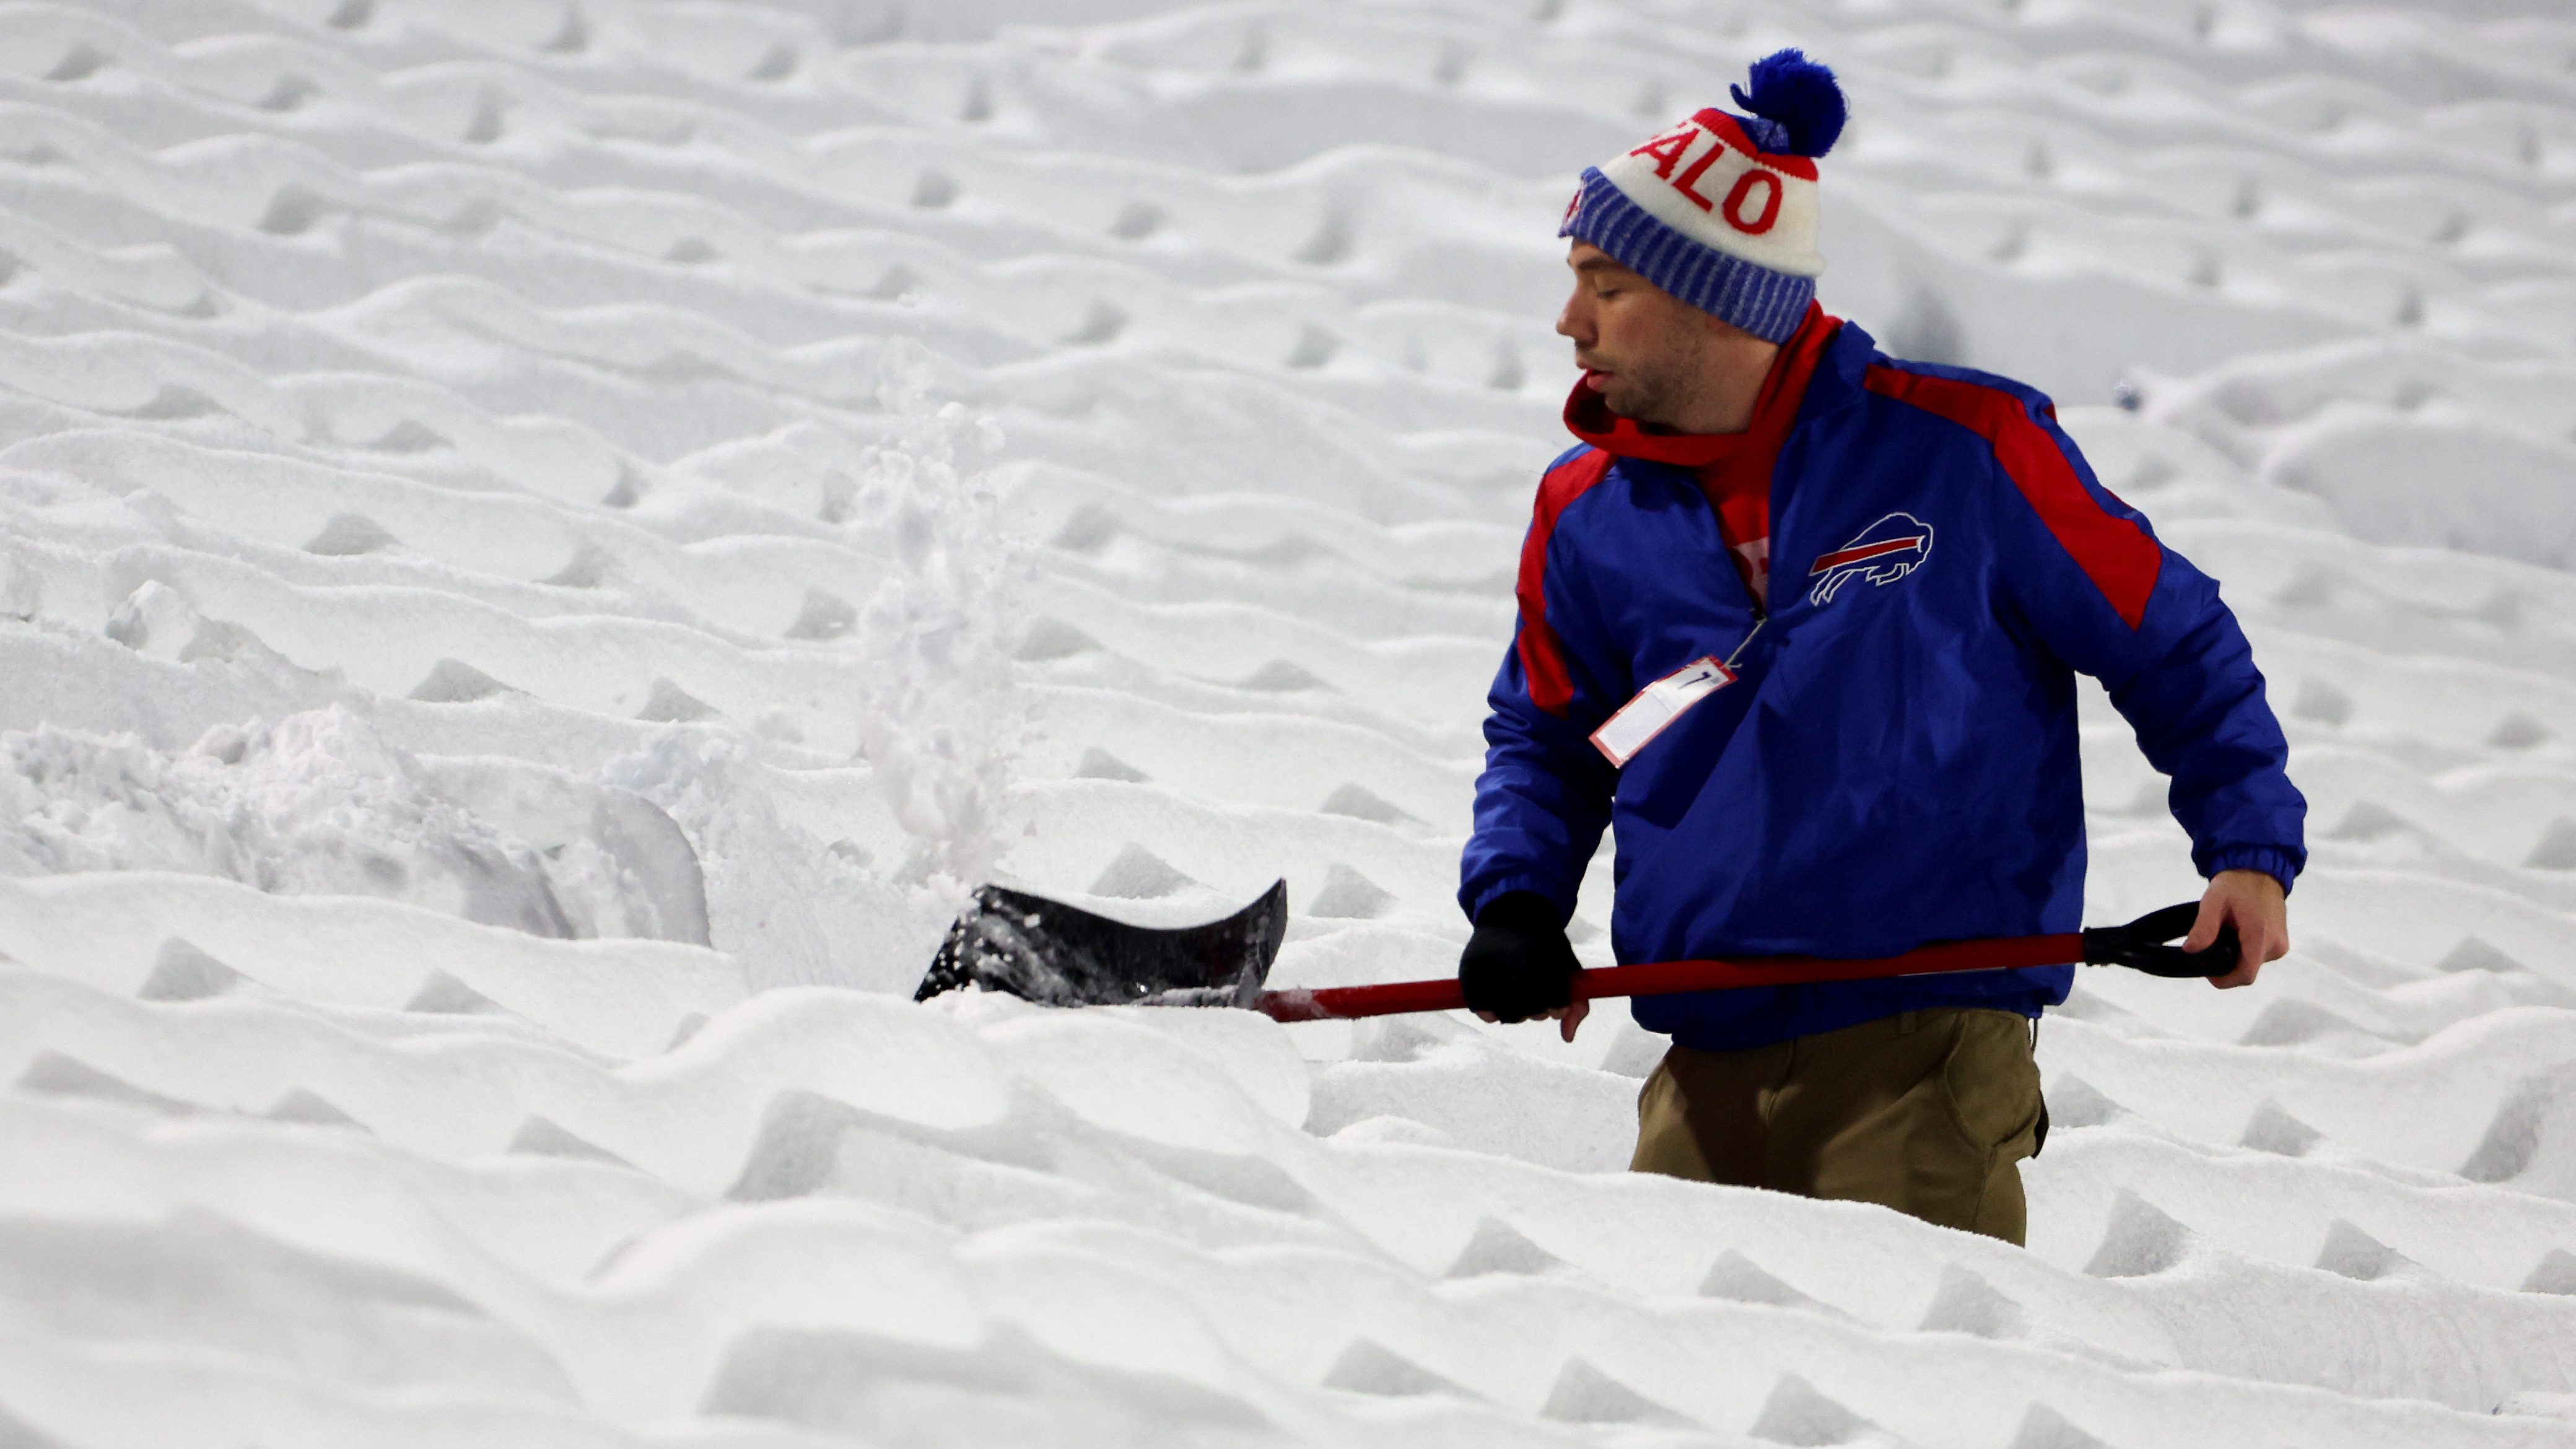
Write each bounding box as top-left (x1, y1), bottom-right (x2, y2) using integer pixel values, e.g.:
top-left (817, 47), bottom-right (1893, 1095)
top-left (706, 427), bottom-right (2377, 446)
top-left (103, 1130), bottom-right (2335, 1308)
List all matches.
top-left (1460, 875), bottom-right (1574, 927)
top-left (2204, 845), bottom-right (2302, 897)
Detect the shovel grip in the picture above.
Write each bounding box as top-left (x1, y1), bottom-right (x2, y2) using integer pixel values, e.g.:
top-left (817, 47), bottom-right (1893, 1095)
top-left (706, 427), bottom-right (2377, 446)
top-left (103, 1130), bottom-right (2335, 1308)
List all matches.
top-left (2079, 903), bottom-right (2240, 979)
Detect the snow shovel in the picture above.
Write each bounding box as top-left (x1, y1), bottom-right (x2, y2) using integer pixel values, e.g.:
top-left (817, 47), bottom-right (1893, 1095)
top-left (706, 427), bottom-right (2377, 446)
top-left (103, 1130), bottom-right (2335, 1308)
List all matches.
top-left (914, 883), bottom-right (2238, 1023)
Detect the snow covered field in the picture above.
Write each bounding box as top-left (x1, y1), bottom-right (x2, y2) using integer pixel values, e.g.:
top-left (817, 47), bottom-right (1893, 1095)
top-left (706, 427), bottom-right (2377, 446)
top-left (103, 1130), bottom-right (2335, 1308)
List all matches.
top-left (2, 0), bottom-right (2575, 1443)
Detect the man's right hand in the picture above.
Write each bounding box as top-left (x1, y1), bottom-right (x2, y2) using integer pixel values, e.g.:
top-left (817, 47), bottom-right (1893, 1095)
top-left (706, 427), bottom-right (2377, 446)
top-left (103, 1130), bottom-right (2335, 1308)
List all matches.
top-left (1460, 892), bottom-right (1582, 1025)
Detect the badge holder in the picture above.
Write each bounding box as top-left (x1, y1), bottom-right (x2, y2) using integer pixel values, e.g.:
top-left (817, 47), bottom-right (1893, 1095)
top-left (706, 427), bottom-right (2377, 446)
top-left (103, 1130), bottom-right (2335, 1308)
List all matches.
top-left (1589, 618), bottom-right (1766, 768)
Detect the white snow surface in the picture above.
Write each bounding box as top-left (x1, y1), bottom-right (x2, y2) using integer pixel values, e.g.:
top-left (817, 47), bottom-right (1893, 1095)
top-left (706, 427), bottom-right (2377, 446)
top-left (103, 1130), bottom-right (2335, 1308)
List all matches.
top-left (2, 0), bottom-right (2574, 1444)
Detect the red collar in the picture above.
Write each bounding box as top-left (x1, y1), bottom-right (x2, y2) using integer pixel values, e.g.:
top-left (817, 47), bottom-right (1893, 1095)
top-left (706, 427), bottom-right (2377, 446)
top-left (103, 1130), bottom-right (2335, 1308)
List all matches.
top-left (1563, 303), bottom-right (1841, 466)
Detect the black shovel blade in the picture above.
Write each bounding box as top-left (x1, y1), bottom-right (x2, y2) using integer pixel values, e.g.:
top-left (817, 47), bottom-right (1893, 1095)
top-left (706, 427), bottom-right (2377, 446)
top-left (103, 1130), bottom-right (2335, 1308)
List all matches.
top-left (914, 880), bottom-right (1290, 1009)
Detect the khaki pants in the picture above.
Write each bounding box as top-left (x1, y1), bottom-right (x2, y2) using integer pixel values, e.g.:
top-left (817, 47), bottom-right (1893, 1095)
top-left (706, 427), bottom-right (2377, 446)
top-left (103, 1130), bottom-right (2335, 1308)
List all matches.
top-left (1630, 1007), bottom-right (2045, 1245)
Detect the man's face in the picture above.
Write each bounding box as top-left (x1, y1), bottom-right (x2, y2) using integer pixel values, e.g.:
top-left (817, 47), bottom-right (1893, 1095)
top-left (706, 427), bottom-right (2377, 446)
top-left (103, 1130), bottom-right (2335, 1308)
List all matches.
top-left (1555, 242), bottom-right (1709, 424)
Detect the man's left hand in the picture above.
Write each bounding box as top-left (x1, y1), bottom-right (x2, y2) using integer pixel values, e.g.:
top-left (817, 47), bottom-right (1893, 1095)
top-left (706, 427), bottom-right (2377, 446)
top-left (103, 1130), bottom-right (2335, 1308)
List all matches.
top-left (2186, 869), bottom-right (2288, 989)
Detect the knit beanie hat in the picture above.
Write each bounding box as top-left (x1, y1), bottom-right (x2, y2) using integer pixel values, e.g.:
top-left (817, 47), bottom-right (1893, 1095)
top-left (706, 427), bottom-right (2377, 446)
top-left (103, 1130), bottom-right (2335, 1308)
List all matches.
top-left (1559, 50), bottom-right (1847, 344)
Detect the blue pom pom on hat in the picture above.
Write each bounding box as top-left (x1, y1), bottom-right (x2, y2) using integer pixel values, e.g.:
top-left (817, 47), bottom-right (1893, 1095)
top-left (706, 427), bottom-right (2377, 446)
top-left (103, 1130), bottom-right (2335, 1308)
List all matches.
top-left (1560, 49), bottom-right (1847, 343)
top-left (1730, 48), bottom-right (1848, 159)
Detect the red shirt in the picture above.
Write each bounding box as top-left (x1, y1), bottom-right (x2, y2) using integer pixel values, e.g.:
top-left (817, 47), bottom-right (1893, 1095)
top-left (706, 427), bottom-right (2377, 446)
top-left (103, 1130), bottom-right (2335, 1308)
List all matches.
top-left (1561, 303), bottom-right (1843, 607)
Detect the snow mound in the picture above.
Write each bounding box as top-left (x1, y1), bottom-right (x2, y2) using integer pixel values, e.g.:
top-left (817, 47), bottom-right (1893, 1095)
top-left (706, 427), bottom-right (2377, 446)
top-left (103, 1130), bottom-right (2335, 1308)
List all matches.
top-left (0, 706), bottom-right (704, 942)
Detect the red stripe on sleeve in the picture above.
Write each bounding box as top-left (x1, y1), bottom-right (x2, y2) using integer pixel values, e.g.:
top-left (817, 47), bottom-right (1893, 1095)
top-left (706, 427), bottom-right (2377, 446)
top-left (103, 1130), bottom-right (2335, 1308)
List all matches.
top-left (1861, 366), bottom-right (2160, 628)
top-left (1516, 449), bottom-right (1618, 715)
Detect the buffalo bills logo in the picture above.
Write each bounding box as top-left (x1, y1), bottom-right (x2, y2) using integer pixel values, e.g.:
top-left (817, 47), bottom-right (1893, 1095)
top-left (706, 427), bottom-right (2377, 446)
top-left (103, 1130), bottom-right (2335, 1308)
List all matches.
top-left (1808, 512), bottom-right (1934, 607)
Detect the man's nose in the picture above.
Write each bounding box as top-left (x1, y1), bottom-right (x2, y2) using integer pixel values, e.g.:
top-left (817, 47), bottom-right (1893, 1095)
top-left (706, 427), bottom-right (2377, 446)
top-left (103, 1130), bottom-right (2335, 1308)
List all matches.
top-left (1555, 293), bottom-right (1589, 343)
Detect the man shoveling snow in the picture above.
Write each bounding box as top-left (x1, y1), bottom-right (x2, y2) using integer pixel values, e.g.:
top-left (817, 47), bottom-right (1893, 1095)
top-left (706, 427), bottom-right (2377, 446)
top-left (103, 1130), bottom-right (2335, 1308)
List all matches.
top-left (1455, 51), bottom-right (2307, 1244)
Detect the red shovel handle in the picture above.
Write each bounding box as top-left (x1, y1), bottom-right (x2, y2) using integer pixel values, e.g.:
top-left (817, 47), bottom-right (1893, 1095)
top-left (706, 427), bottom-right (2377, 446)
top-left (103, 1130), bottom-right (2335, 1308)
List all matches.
top-left (1254, 931), bottom-right (2089, 1024)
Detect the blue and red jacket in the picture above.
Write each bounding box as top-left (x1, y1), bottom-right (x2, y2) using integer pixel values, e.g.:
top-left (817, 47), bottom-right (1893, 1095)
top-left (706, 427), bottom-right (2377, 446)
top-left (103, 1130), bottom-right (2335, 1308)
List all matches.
top-left (1461, 308), bottom-right (2306, 1050)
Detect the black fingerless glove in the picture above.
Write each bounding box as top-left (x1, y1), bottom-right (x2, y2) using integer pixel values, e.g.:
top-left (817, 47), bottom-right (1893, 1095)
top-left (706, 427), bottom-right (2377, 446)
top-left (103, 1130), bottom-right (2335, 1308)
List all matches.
top-left (1459, 891), bottom-right (1579, 1023)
